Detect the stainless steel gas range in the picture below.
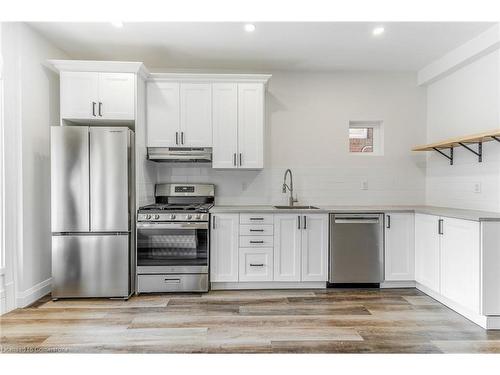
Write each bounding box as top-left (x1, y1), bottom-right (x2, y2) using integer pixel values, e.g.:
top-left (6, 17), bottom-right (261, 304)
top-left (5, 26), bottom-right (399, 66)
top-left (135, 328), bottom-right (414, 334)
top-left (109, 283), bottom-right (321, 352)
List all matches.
top-left (136, 183), bottom-right (214, 293)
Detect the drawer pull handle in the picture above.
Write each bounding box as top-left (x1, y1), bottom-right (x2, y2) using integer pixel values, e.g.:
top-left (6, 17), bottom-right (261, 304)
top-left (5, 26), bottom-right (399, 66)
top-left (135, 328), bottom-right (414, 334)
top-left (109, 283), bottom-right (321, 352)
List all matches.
top-left (250, 240), bottom-right (264, 244)
top-left (249, 263), bottom-right (264, 267)
top-left (249, 229), bottom-right (264, 232)
top-left (249, 217), bottom-right (264, 221)
top-left (164, 279), bottom-right (181, 284)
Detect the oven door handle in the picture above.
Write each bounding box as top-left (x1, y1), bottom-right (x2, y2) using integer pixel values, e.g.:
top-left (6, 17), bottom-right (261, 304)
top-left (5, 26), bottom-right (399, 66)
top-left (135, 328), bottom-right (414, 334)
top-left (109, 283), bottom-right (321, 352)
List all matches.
top-left (137, 222), bottom-right (209, 230)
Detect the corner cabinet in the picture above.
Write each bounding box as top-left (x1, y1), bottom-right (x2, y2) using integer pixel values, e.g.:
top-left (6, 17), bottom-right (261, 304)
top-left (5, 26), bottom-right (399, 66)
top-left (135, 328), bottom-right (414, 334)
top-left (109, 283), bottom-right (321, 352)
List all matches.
top-left (384, 213), bottom-right (415, 281)
top-left (61, 71), bottom-right (135, 121)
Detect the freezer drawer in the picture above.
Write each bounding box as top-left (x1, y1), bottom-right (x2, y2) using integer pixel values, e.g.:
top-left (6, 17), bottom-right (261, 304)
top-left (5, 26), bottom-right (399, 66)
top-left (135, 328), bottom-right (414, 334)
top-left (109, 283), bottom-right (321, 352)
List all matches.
top-left (329, 213), bottom-right (384, 284)
top-left (52, 234), bottom-right (129, 298)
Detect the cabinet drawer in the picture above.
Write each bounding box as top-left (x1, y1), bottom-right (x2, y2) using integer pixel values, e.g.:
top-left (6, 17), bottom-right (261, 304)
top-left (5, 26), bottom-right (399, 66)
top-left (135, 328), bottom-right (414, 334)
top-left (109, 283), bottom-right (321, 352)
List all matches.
top-left (239, 236), bottom-right (274, 247)
top-left (239, 248), bottom-right (273, 282)
top-left (240, 214), bottom-right (273, 225)
top-left (137, 274), bottom-right (208, 293)
top-left (240, 224), bottom-right (274, 236)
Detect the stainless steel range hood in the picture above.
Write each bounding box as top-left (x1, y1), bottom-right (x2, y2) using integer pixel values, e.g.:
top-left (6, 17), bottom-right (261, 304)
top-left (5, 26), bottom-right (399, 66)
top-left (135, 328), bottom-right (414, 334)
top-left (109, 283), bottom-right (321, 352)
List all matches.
top-left (147, 147), bottom-right (212, 163)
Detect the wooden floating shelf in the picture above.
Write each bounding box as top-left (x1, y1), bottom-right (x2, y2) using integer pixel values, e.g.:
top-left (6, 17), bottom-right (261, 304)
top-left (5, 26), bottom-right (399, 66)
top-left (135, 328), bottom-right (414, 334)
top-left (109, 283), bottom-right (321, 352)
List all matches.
top-left (412, 129), bottom-right (500, 165)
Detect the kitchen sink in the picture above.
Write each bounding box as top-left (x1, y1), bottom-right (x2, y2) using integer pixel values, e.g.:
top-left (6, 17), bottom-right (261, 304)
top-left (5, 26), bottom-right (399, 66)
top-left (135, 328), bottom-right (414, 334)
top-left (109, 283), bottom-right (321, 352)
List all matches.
top-left (274, 205), bottom-right (319, 209)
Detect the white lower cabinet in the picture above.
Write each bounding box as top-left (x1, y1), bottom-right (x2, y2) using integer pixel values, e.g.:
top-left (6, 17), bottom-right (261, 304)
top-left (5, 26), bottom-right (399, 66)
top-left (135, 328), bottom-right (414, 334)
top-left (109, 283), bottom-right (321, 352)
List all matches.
top-left (210, 214), bottom-right (239, 282)
top-left (414, 213), bottom-right (483, 322)
top-left (440, 218), bottom-right (480, 314)
top-left (210, 212), bottom-right (328, 286)
top-left (238, 248), bottom-right (273, 282)
top-left (273, 215), bottom-right (301, 281)
top-left (384, 213), bottom-right (415, 281)
top-left (415, 213), bottom-right (441, 292)
top-left (301, 214), bottom-right (329, 281)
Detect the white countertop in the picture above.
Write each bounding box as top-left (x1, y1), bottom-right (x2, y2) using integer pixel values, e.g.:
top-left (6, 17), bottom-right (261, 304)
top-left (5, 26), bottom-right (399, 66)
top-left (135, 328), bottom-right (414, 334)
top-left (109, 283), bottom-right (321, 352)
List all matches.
top-left (209, 205), bottom-right (500, 221)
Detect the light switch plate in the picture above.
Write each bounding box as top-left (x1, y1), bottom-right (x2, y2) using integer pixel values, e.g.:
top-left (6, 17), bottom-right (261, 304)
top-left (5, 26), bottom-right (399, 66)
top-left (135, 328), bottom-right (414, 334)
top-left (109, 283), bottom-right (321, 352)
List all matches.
top-left (361, 180), bottom-right (368, 190)
top-left (474, 183), bottom-right (481, 193)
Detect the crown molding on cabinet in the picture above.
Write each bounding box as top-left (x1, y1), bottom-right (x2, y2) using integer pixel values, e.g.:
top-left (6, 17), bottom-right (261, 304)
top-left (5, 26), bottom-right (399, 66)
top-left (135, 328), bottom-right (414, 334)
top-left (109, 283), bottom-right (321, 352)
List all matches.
top-left (46, 59), bottom-right (150, 79)
top-left (148, 73), bottom-right (272, 86)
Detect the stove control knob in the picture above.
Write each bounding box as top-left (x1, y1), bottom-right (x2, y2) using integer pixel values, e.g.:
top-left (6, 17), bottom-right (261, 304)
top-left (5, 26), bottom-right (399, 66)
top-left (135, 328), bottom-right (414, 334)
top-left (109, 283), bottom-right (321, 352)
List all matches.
top-left (146, 214), bottom-right (152, 220)
top-left (170, 214), bottom-right (176, 220)
top-left (195, 214), bottom-right (201, 220)
top-left (154, 214), bottom-right (160, 220)
top-left (187, 214), bottom-right (193, 220)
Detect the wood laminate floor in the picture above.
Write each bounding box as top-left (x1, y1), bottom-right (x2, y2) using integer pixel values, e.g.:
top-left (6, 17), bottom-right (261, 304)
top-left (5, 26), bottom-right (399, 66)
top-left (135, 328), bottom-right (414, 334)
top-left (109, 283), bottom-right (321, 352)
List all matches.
top-left (2, 288), bottom-right (500, 353)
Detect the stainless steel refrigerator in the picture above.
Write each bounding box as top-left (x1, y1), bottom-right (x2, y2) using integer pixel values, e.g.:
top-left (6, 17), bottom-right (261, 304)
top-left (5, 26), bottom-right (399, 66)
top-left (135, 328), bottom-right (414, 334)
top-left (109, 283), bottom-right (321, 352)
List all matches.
top-left (51, 126), bottom-right (135, 299)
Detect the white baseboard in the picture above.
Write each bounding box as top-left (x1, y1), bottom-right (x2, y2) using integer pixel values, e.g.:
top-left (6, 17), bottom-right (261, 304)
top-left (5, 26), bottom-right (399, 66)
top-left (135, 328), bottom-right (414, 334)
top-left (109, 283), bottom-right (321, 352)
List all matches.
top-left (415, 282), bottom-right (489, 329)
top-left (211, 281), bottom-right (326, 290)
top-left (16, 277), bottom-right (52, 308)
top-left (380, 280), bottom-right (416, 288)
top-left (0, 280), bottom-right (16, 315)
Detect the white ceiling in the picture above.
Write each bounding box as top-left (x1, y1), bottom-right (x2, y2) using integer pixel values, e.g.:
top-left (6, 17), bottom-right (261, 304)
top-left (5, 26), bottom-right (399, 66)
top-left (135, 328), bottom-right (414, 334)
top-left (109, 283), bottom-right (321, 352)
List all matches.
top-left (28, 22), bottom-right (495, 72)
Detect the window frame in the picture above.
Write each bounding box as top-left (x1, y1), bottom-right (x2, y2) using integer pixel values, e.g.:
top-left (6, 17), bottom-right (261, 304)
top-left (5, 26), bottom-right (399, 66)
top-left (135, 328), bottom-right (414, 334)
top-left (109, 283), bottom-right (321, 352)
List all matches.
top-left (348, 120), bottom-right (384, 156)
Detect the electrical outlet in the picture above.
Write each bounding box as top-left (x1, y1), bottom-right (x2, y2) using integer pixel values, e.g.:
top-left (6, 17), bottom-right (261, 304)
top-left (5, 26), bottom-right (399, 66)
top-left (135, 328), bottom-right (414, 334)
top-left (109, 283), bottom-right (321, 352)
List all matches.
top-left (473, 183), bottom-right (481, 193)
top-left (361, 180), bottom-right (368, 190)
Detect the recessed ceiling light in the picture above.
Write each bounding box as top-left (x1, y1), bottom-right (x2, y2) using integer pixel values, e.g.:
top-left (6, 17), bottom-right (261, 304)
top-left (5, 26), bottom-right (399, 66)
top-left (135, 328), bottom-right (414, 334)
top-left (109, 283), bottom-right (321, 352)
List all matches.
top-left (372, 26), bottom-right (385, 36)
top-left (244, 23), bottom-right (256, 32)
top-left (111, 21), bottom-right (124, 28)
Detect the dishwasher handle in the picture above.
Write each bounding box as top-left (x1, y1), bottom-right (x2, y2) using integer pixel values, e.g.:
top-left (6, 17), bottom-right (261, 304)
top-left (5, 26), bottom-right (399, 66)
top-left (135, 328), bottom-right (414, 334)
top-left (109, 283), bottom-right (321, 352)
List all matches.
top-left (333, 216), bottom-right (381, 224)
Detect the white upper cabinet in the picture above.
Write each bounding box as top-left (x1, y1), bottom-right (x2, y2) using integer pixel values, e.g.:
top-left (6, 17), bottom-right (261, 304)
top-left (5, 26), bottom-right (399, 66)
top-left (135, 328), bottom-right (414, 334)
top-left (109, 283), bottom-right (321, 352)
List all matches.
top-left (440, 218), bottom-right (480, 314)
top-left (61, 72), bottom-right (99, 119)
top-left (273, 215), bottom-right (301, 281)
top-left (415, 213), bottom-right (441, 292)
top-left (212, 83), bottom-right (238, 168)
top-left (180, 83), bottom-right (212, 147)
top-left (61, 72), bottom-right (135, 121)
top-left (210, 214), bottom-right (239, 282)
top-left (98, 73), bottom-right (135, 120)
top-left (301, 214), bottom-right (329, 282)
top-left (384, 213), bottom-right (415, 281)
top-left (212, 83), bottom-right (265, 169)
top-left (237, 83), bottom-right (264, 169)
top-left (146, 82), bottom-right (180, 147)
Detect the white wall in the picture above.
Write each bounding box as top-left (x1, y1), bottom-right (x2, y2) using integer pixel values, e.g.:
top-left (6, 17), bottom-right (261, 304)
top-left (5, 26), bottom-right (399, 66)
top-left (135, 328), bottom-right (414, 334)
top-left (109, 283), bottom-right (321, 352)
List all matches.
top-left (425, 50), bottom-right (500, 212)
top-left (1, 22), bottom-right (69, 310)
top-left (156, 71), bottom-right (427, 206)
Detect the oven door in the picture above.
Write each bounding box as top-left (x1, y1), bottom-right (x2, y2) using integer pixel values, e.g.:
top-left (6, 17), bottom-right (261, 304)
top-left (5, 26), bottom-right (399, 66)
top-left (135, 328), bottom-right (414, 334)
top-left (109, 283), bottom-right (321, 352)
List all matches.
top-left (137, 222), bottom-right (209, 274)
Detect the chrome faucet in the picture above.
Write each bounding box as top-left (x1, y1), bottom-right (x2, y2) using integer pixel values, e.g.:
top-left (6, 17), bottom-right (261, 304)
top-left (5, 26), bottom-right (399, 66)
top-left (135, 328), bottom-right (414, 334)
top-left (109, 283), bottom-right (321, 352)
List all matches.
top-left (282, 169), bottom-right (298, 206)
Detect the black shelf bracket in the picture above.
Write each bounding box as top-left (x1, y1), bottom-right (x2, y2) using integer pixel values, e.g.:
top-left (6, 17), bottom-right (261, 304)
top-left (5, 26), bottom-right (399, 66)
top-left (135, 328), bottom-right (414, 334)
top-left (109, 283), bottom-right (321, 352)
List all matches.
top-left (433, 147), bottom-right (453, 165)
top-left (458, 142), bottom-right (482, 162)
top-left (492, 136), bottom-right (500, 143)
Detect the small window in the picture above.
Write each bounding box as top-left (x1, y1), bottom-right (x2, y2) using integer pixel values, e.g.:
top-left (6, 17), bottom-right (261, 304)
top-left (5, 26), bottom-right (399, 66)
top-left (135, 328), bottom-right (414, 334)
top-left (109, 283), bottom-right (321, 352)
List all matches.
top-left (349, 121), bottom-right (384, 155)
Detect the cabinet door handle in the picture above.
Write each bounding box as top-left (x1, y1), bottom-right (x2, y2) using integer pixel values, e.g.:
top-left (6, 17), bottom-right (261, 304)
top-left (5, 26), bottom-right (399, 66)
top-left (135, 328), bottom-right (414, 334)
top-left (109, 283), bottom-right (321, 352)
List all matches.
top-left (92, 102), bottom-right (96, 116)
top-left (164, 278), bottom-right (181, 284)
top-left (249, 263), bottom-right (264, 267)
top-left (239, 153), bottom-right (242, 166)
top-left (249, 217), bottom-right (264, 221)
top-left (298, 215), bottom-right (301, 230)
top-left (233, 153), bottom-right (237, 166)
top-left (98, 102), bottom-right (102, 116)
top-left (303, 215), bottom-right (307, 229)
top-left (249, 229), bottom-right (264, 232)
top-left (212, 216), bottom-right (216, 229)
top-left (176, 132), bottom-right (179, 145)
top-left (181, 132), bottom-right (184, 145)
top-left (250, 240), bottom-right (264, 244)
top-left (438, 219), bottom-right (444, 235)
top-left (386, 215), bottom-right (391, 229)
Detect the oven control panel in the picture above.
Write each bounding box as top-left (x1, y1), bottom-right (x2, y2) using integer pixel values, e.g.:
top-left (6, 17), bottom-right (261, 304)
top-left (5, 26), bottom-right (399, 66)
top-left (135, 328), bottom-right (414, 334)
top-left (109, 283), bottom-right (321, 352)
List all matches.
top-left (137, 212), bottom-right (209, 222)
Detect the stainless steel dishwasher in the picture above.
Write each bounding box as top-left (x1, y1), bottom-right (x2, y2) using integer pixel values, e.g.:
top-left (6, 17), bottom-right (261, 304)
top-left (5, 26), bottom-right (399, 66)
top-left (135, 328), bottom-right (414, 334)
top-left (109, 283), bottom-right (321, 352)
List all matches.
top-left (329, 213), bottom-right (384, 285)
